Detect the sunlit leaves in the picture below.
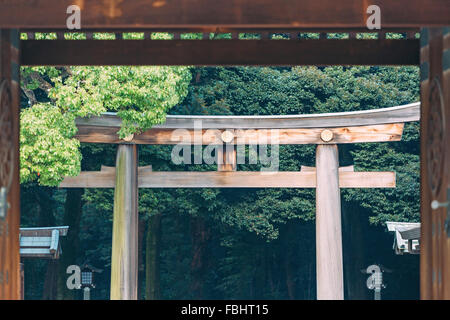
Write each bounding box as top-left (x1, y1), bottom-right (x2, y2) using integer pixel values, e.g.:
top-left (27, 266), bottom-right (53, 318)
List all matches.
top-left (51, 66), bottom-right (191, 138)
top-left (20, 104), bottom-right (81, 186)
top-left (20, 63), bottom-right (191, 186)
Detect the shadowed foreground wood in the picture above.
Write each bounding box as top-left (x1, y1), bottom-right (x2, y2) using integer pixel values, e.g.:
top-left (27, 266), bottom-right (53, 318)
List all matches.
top-left (60, 170), bottom-right (395, 189)
top-left (110, 145), bottom-right (138, 300)
top-left (1, 0), bottom-right (448, 29)
top-left (20, 39), bottom-right (420, 66)
top-left (0, 29), bottom-right (21, 300)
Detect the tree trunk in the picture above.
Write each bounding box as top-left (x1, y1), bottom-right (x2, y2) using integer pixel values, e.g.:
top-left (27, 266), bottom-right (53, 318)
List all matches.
top-left (137, 215), bottom-right (146, 299)
top-left (36, 188), bottom-right (56, 226)
top-left (36, 187), bottom-right (57, 299)
top-left (190, 216), bottom-right (210, 299)
top-left (42, 260), bottom-right (58, 299)
top-left (56, 188), bottom-right (84, 300)
top-left (284, 223), bottom-right (296, 300)
top-left (145, 214), bottom-right (161, 300)
top-left (339, 145), bottom-right (369, 300)
top-left (342, 200), bottom-right (369, 300)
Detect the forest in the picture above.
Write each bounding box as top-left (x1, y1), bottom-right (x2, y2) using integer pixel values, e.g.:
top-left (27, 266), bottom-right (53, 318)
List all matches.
top-left (19, 34), bottom-right (420, 300)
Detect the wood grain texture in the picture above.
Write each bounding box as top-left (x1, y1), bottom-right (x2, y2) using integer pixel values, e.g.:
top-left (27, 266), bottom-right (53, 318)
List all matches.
top-left (420, 28), bottom-right (441, 300)
top-left (315, 144), bottom-right (343, 300)
top-left (20, 226), bottom-right (69, 237)
top-left (110, 145), bottom-right (138, 300)
top-left (75, 124), bottom-right (406, 145)
top-left (301, 165), bottom-right (354, 172)
top-left (1, 0), bottom-right (448, 29)
top-left (20, 39), bottom-right (420, 66)
top-left (420, 28), bottom-right (432, 300)
top-left (217, 145), bottom-right (237, 172)
top-left (420, 28), bottom-right (450, 300)
top-left (73, 103), bottom-right (419, 146)
top-left (0, 29), bottom-right (21, 300)
top-left (60, 171), bottom-right (396, 189)
top-left (76, 103), bottom-right (420, 129)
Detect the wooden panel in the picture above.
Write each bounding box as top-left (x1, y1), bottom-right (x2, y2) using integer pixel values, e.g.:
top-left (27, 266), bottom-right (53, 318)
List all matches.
top-left (420, 27), bottom-right (432, 300)
top-left (420, 27), bottom-right (450, 300)
top-left (76, 124), bottom-right (406, 145)
top-left (0, 29), bottom-right (20, 300)
top-left (76, 103), bottom-right (420, 129)
top-left (20, 39), bottom-right (420, 66)
top-left (22, 27), bottom-right (421, 34)
top-left (0, 0), bottom-right (448, 29)
top-left (444, 27), bottom-right (450, 301)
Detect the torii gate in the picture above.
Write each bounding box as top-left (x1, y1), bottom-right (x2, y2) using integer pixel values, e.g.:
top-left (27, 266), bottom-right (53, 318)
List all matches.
top-left (60, 102), bottom-right (420, 300)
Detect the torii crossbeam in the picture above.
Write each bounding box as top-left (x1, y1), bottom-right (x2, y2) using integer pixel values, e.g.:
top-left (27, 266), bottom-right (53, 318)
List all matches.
top-left (60, 102), bottom-right (420, 300)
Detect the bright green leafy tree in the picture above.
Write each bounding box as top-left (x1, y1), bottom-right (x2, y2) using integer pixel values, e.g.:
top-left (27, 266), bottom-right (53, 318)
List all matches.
top-left (20, 65), bottom-right (191, 186)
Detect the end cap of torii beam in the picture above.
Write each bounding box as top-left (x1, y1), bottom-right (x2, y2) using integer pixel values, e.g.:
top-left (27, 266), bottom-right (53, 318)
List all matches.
top-left (221, 130), bottom-right (235, 143)
top-left (320, 129), bottom-right (334, 142)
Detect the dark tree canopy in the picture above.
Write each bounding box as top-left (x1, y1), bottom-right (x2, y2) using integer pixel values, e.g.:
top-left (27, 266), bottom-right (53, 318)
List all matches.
top-left (20, 64), bottom-right (420, 300)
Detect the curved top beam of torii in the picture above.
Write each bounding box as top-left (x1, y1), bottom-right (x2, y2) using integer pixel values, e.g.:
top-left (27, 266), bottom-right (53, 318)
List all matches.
top-left (78, 102), bottom-right (420, 129)
top-left (62, 102), bottom-right (421, 188)
top-left (74, 102), bottom-right (420, 145)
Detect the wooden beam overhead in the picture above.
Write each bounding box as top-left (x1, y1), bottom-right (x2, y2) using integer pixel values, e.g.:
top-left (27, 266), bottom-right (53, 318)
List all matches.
top-left (20, 39), bottom-right (420, 66)
top-left (1, 0), bottom-right (448, 29)
top-left (73, 103), bottom-right (419, 145)
top-left (76, 124), bottom-right (405, 145)
top-left (76, 103), bottom-right (420, 129)
top-left (59, 170), bottom-right (396, 189)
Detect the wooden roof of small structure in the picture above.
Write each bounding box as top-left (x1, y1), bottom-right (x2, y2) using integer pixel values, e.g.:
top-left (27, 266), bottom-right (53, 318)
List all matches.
top-left (386, 221), bottom-right (420, 255)
top-left (19, 226), bottom-right (69, 259)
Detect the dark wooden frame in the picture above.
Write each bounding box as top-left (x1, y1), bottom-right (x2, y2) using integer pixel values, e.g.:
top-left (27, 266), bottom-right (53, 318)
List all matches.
top-left (1, 0), bottom-right (448, 29)
top-left (0, 0), bottom-right (448, 300)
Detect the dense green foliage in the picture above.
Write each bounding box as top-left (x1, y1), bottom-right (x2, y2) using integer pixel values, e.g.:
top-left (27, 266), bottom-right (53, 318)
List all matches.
top-left (20, 60), bottom-right (420, 299)
top-left (20, 64), bottom-right (191, 186)
top-left (168, 66), bottom-right (420, 238)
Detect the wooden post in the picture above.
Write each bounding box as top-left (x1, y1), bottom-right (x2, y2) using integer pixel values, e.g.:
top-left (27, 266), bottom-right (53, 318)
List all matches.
top-left (315, 144), bottom-right (344, 300)
top-left (0, 29), bottom-right (21, 300)
top-left (110, 144), bottom-right (138, 300)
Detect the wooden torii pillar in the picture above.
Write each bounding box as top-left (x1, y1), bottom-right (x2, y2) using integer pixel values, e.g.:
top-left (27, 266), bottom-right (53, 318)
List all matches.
top-left (60, 103), bottom-right (420, 300)
top-left (110, 144), bottom-right (138, 300)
